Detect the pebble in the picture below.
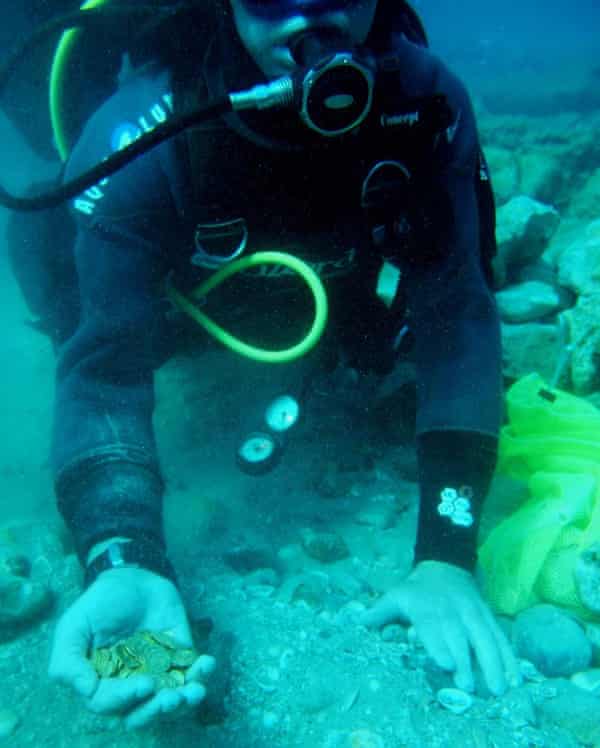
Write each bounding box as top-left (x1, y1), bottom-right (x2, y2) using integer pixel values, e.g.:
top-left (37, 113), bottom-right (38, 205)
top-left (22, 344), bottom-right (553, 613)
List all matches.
top-left (436, 687), bottom-right (473, 715)
top-left (0, 708), bottom-right (19, 738)
top-left (512, 604), bottom-right (592, 677)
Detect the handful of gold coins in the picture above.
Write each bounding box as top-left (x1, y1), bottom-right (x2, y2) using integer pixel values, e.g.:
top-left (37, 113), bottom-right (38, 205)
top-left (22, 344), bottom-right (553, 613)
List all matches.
top-left (90, 630), bottom-right (197, 690)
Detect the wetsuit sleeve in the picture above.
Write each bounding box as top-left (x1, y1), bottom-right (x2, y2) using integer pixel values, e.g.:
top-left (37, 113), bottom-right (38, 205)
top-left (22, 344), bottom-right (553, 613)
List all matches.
top-left (400, 59), bottom-right (503, 571)
top-left (52, 74), bottom-right (184, 568)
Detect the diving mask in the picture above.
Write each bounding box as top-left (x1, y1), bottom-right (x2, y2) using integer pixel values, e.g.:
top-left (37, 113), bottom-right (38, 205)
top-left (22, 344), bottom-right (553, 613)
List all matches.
top-left (238, 0), bottom-right (362, 19)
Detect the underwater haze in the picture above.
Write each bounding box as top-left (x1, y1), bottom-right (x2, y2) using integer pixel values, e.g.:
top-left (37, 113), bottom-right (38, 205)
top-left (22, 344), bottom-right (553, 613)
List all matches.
top-left (1, 1), bottom-right (600, 747)
top-left (418, 0), bottom-right (600, 114)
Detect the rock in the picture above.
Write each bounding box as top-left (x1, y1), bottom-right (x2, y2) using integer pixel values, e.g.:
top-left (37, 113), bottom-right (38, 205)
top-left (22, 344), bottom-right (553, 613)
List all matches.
top-left (535, 678), bottom-right (600, 745)
top-left (515, 258), bottom-right (561, 286)
top-left (380, 623), bottom-right (408, 644)
top-left (568, 167), bottom-right (600, 221)
top-left (0, 572), bottom-right (52, 631)
top-left (486, 146), bottom-right (520, 205)
top-left (570, 669), bottom-right (600, 694)
top-left (513, 604), bottom-right (592, 677)
top-left (312, 460), bottom-right (354, 499)
top-left (495, 196), bottom-right (560, 280)
top-left (557, 219), bottom-right (600, 295)
top-left (501, 322), bottom-right (562, 383)
top-left (243, 568), bottom-right (279, 589)
top-left (436, 687), bottom-right (473, 714)
top-left (300, 528), bottom-right (350, 563)
top-left (562, 294), bottom-right (600, 393)
top-left (573, 542), bottom-right (600, 613)
top-left (354, 507), bottom-right (396, 530)
top-left (518, 149), bottom-right (566, 205)
top-left (276, 543), bottom-right (306, 575)
top-left (585, 622), bottom-right (600, 664)
top-left (222, 546), bottom-right (278, 574)
top-left (496, 281), bottom-right (565, 323)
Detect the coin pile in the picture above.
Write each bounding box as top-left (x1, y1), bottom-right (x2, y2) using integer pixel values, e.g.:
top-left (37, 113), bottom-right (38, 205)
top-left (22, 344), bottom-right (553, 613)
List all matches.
top-left (90, 630), bottom-right (197, 689)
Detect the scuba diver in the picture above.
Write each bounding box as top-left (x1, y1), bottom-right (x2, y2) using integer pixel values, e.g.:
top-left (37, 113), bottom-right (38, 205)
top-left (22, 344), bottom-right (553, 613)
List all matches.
top-left (3, 0), bottom-right (520, 730)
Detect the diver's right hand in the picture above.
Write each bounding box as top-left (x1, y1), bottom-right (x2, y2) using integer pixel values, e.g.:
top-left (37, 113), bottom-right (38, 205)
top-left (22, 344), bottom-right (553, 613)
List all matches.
top-left (48, 566), bottom-right (215, 730)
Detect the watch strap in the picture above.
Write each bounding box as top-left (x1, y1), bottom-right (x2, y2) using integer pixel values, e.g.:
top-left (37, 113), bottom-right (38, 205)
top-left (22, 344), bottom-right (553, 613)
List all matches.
top-left (84, 539), bottom-right (177, 588)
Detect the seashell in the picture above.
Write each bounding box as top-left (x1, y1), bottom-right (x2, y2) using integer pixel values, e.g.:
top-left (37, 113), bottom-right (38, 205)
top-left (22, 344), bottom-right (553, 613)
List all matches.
top-left (436, 687), bottom-right (473, 715)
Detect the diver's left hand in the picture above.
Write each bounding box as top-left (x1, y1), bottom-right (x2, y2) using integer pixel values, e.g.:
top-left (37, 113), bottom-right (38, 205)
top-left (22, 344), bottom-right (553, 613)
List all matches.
top-left (361, 560), bottom-right (520, 695)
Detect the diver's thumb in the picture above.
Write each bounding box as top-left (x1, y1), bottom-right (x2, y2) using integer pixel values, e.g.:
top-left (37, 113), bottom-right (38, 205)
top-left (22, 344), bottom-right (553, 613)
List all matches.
top-left (49, 614), bottom-right (98, 698)
top-left (71, 664), bottom-right (99, 698)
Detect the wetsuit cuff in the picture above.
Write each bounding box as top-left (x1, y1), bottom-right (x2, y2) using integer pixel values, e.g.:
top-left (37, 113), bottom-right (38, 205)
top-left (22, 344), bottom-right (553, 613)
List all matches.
top-left (413, 430), bottom-right (498, 572)
top-left (55, 453), bottom-right (166, 566)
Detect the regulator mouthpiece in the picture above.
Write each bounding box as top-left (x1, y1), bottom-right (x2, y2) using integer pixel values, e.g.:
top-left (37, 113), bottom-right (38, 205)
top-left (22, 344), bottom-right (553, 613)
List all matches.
top-left (291, 29), bottom-right (375, 137)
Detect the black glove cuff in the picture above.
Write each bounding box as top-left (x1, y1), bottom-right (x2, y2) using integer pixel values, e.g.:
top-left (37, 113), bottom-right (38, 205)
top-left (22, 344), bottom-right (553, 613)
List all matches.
top-left (84, 539), bottom-right (177, 588)
top-left (413, 430), bottom-right (498, 571)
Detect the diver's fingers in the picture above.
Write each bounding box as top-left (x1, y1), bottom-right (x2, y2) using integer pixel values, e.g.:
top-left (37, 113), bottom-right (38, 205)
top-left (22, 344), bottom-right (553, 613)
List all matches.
top-left (124, 683), bottom-right (207, 731)
top-left (480, 605), bottom-right (521, 688)
top-left (85, 675), bottom-right (154, 714)
top-left (360, 592), bottom-right (404, 629)
top-left (412, 621), bottom-right (455, 672)
top-left (442, 618), bottom-right (475, 693)
top-left (186, 654), bottom-right (216, 683)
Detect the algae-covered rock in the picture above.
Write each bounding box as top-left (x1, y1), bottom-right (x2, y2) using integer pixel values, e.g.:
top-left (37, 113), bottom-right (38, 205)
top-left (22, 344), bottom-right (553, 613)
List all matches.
top-left (501, 321), bottom-right (562, 383)
top-left (568, 167), bottom-right (600, 221)
top-left (495, 196), bottom-right (560, 281)
top-left (563, 294), bottom-right (600, 394)
top-left (513, 604), bottom-right (592, 677)
top-left (557, 219), bottom-right (600, 295)
top-left (300, 528), bottom-right (350, 563)
top-left (496, 280), bottom-right (565, 323)
top-left (0, 571), bottom-right (52, 629)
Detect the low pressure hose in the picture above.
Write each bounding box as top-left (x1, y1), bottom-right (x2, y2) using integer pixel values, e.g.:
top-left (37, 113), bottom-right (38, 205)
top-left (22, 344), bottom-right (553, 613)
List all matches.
top-left (166, 251), bottom-right (328, 363)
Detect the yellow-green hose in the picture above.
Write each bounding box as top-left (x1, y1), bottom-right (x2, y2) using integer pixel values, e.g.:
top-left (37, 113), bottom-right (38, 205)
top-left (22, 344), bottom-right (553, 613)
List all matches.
top-left (49, 0), bottom-right (110, 162)
top-left (166, 251), bottom-right (329, 363)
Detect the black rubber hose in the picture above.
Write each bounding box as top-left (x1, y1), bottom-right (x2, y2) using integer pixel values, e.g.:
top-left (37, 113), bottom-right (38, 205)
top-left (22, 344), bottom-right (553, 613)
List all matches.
top-left (0, 2), bottom-right (230, 211)
top-left (0, 97), bottom-right (231, 210)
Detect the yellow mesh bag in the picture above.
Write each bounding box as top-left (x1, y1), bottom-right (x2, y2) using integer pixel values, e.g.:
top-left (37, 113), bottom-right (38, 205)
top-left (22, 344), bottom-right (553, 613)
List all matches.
top-left (478, 373), bottom-right (600, 619)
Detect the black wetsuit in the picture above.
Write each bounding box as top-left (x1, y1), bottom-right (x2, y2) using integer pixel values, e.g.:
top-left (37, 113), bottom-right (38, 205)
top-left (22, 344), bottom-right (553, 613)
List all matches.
top-left (53, 15), bottom-right (502, 578)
